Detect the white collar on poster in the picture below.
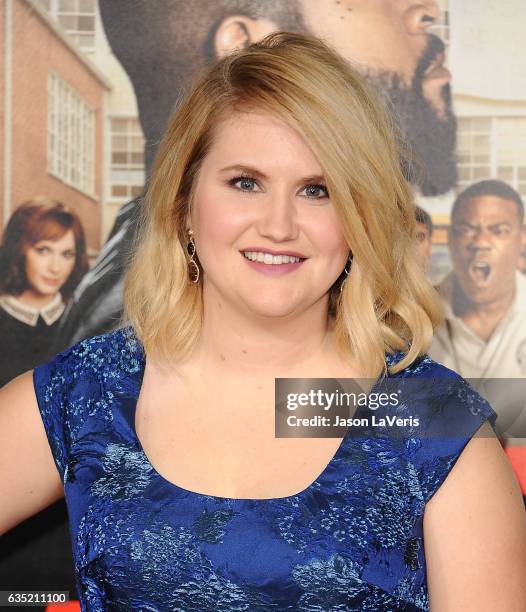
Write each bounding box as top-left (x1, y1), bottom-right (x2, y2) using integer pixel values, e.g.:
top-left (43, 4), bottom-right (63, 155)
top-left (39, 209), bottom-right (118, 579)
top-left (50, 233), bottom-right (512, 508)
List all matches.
top-left (0, 292), bottom-right (65, 327)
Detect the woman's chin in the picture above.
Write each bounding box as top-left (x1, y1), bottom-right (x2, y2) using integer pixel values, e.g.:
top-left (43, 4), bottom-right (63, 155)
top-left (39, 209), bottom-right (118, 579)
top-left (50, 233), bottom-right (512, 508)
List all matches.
top-left (242, 298), bottom-right (303, 320)
top-left (35, 287), bottom-right (61, 297)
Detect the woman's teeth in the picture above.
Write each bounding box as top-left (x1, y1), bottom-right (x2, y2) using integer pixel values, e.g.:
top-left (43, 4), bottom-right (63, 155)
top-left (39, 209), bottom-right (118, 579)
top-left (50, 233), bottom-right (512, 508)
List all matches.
top-left (243, 251), bottom-right (303, 264)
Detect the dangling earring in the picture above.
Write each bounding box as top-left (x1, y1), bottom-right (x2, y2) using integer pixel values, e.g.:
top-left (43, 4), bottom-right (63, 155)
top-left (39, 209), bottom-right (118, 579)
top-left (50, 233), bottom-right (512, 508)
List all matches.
top-left (186, 230), bottom-right (200, 283)
top-left (339, 253), bottom-right (353, 293)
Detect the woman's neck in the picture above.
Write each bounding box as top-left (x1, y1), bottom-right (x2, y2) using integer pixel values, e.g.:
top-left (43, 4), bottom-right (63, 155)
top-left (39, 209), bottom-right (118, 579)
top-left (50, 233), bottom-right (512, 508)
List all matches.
top-left (16, 289), bottom-right (57, 310)
top-left (192, 291), bottom-right (336, 379)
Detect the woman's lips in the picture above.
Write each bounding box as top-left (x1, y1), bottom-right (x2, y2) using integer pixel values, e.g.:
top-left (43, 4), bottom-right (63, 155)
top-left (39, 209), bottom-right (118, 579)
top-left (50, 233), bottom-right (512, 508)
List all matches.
top-left (241, 252), bottom-right (305, 276)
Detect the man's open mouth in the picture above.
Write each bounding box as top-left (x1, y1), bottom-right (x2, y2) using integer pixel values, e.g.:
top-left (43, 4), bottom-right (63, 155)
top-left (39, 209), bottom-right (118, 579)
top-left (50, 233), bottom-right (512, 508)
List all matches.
top-left (468, 261), bottom-right (492, 284)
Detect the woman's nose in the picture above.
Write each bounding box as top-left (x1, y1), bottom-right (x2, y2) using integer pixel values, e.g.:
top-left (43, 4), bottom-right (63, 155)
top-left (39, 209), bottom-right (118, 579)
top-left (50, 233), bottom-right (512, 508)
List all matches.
top-left (403, 1), bottom-right (439, 35)
top-left (256, 193), bottom-right (299, 242)
top-left (48, 254), bottom-right (61, 273)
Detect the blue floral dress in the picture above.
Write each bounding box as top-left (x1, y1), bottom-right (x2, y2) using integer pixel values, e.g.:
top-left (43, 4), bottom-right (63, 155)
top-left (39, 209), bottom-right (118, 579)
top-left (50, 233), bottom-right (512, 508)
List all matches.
top-left (33, 327), bottom-right (497, 611)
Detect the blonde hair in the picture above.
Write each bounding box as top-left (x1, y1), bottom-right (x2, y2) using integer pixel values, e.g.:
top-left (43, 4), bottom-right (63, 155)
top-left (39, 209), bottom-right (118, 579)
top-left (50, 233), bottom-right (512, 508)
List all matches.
top-left (123, 31), bottom-right (444, 379)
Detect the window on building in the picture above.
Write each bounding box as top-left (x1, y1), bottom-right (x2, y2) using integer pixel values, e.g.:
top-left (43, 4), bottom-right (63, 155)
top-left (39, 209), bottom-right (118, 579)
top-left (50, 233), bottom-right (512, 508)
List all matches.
top-left (48, 71), bottom-right (95, 196)
top-left (457, 117), bottom-right (492, 186)
top-left (110, 118), bottom-right (145, 201)
top-left (457, 116), bottom-right (526, 201)
top-left (35, 0), bottom-right (96, 51)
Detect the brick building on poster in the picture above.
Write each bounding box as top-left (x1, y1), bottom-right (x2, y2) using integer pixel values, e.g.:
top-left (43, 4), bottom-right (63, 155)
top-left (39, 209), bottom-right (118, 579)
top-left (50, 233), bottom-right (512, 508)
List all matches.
top-left (0, 0), bottom-right (110, 257)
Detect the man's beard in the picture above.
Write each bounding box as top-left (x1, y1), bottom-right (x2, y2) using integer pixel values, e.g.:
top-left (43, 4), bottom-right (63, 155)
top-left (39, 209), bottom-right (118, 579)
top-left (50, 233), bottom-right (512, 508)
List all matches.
top-left (365, 35), bottom-right (457, 197)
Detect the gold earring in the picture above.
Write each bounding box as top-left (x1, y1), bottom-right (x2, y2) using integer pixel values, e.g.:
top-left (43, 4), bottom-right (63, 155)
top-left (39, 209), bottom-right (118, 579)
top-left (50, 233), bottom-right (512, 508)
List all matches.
top-left (187, 231), bottom-right (200, 283)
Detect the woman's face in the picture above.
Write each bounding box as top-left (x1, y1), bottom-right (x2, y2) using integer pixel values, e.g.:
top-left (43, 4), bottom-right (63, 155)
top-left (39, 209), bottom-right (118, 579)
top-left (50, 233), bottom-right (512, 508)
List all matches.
top-left (24, 229), bottom-right (77, 297)
top-left (189, 110), bottom-right (350, 319)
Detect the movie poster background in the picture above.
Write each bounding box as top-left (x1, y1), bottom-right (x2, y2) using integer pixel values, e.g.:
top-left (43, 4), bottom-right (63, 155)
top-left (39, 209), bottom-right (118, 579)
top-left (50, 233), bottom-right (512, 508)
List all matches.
top-left (1, 0), bottom-right (525, 607)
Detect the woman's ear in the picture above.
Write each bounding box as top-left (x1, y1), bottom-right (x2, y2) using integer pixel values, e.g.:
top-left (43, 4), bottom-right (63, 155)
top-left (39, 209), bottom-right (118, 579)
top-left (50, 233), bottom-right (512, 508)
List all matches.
top-left (212, 15), bottom-right (280, 59)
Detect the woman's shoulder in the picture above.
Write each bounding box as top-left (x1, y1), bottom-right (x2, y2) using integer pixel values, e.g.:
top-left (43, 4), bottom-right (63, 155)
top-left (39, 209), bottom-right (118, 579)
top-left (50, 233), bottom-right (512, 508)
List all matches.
top-left (388, 349), bottom-right (462, 380)
top-left (380, 352), bottom-right (499, 504)
top-left (39, 326), bottom-right (143, 373)
top-left (32, 327), bottom-right (145, 481)
top-left (0, 295), bottom-right (27, 327)
top-left (386, 351), bottom-right (497, 431)
top-left (33, 326), bottom-right (145, 407)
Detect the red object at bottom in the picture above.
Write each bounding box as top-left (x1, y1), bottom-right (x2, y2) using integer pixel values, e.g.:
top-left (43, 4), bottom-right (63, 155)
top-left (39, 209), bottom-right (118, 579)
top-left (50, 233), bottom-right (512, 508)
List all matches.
top-left (504, 446), bottom-right (526, 495)
top-left (46, 602), bottom-right (80, 611)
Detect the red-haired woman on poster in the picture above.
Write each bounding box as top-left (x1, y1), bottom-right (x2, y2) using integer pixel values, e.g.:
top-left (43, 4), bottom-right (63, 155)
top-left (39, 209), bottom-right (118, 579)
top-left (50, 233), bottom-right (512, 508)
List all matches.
top-left (0, 197), bottom-right (88, 387)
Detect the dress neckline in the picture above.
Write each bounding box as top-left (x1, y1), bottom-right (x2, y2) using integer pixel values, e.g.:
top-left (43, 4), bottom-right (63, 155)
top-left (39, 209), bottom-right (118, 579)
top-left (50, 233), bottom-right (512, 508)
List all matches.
top-left (120, 327), bottom-right (400, 503)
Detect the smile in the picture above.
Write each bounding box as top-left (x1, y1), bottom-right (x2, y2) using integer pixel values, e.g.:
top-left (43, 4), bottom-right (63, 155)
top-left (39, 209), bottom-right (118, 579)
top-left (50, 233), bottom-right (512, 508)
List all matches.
top-left (242, 251), bottom-right (305, 265)
top-left (240, 250), bottom-right (306, 276)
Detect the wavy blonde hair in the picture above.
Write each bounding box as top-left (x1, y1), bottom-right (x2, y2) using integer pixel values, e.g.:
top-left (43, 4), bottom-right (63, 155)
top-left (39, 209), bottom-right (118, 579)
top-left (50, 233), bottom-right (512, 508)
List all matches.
top-left (123, 31), bottom-right (444, 379)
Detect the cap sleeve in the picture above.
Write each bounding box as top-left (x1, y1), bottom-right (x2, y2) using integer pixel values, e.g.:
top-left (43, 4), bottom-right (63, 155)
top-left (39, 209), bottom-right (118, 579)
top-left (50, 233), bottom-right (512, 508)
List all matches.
top-left (33, 345), bottom-right (79, 483)
top-left (404, 373), bottom-right (498, 505)
top-left (32, 328), bottom-right (139, 485)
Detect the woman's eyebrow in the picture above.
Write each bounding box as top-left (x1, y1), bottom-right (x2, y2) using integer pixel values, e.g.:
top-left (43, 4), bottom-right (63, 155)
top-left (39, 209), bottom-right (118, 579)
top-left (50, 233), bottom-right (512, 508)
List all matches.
top-left (219, 163), bottom-right (326, 184)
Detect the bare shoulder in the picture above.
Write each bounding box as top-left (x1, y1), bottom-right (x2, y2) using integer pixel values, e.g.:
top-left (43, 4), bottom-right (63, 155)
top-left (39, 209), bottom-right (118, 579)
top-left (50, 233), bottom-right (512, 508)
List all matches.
top-left (0, 369), bottom-right (44, 426)
top-left (424, 421), bottom-right (526, 610)
top-left (1, 368), bottom-right (38, 401)
top-left (0, 370), bottom-right (64, 534)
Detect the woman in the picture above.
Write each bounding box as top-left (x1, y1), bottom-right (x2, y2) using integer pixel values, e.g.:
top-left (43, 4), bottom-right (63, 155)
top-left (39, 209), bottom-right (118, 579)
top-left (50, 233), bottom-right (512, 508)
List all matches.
top-left (1, 32), bottom-right (525, 611)
top-left (0, 197), bottom-right (88, 386)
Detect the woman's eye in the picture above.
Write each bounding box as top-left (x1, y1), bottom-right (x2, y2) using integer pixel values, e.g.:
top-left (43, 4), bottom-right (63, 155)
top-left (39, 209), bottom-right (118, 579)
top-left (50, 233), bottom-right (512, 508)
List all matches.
top-left (35, 246), bottom-right (50, 254)
top-left (301, 184), bottom-right (329, 199)
top-left (229, 175), bottom-right (259, 193)
top-left (228, 175), bottom-right (329, 199)
top-left (62, 251), bottom-right (76, 259)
